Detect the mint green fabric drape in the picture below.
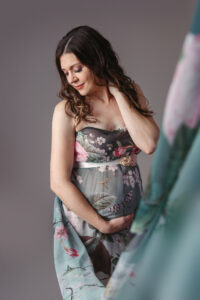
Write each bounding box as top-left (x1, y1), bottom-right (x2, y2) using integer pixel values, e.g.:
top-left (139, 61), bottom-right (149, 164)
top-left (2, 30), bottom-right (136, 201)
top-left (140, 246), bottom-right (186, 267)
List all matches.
top-left (102, 1), bottom-right (200, 299)
top-left (53, 128), bottom-right (143, 299)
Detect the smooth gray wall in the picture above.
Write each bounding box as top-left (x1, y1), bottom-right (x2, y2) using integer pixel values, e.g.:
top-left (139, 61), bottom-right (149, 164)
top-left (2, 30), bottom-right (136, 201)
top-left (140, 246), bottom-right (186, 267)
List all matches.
top-left (0, 0), bottom-right (196, 299)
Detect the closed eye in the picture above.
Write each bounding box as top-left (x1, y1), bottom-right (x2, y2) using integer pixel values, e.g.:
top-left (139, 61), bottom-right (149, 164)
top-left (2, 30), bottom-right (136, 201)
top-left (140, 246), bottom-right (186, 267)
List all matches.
top-left (64, 67), bottom-right (82, 76)
top-left (75, 68), bottom-right (82, 73)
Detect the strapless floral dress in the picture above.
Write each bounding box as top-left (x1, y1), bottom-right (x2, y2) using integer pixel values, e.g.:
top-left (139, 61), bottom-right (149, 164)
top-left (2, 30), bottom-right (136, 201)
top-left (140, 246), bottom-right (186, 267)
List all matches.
top-left (53, 126), bottom-right (143, 300)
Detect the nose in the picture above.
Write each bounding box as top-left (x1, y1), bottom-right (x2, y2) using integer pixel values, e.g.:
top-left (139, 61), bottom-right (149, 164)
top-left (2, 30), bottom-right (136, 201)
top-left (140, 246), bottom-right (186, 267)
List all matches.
top-left (68, 72), bottom-right (78, 85)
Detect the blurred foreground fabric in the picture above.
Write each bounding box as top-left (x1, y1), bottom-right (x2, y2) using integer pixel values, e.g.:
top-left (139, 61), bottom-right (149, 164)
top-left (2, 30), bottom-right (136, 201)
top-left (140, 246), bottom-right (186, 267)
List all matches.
top-left (102, 1), bottom-right (200, 299)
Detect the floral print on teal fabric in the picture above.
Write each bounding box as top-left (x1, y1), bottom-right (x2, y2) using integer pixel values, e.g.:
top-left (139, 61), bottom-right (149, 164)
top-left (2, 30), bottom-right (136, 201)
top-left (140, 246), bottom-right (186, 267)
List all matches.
top-left (53, 127), bottom-right (143, 299)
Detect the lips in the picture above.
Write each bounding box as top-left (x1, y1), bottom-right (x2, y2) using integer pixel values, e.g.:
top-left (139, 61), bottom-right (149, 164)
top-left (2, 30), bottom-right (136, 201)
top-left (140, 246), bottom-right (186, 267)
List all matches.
top-left (75, 83), bottom-right (84, 90)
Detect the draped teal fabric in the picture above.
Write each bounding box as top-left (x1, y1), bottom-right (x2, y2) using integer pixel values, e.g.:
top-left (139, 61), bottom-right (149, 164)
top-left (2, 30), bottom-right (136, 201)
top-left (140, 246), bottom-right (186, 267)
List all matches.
top-left (53, 127), bottom-right (143, 299)
top-left (102, 1), bottom-right (200, 299)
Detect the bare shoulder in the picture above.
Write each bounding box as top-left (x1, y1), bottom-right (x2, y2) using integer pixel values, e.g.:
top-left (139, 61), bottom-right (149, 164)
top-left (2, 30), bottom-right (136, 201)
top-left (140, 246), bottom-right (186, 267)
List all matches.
top-left (50, 100), bottom-right (76, 188)
top-left (54, 99), bottom-right (71, 112)
top-left (53, 99), bottom-right (73, 121)
top-left (52, 99), bottom-right (75, 133)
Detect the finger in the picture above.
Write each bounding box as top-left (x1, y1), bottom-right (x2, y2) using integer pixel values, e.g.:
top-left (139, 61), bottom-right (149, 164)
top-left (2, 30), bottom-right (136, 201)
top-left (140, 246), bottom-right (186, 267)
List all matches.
top-left (126, 214), bottom-right (133, 220)
top-left (127, 213), bottom-right (134, 217)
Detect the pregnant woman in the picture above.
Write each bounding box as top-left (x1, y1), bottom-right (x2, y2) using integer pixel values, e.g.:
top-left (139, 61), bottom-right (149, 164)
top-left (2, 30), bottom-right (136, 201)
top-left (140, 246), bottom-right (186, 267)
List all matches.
top-left (50, 25), bottom-right (159, 299)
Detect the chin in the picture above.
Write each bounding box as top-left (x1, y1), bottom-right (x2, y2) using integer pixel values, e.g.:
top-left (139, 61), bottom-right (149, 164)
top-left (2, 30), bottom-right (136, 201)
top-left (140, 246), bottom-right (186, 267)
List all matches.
top-left (78, 89), bottom-right (87, 96)
top-left (79, 85), bottom-right (91, 96)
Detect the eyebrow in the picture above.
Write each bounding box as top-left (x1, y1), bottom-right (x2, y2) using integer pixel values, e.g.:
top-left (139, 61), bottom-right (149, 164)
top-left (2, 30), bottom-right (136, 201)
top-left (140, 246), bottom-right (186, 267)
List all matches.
top-left (61, 63), bottom-right (80, 72)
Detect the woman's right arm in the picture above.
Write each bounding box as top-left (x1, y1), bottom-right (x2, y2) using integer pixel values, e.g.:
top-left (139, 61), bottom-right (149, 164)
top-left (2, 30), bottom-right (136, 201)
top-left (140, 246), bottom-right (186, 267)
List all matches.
top-left (50, 100), bottom-right (133, 234)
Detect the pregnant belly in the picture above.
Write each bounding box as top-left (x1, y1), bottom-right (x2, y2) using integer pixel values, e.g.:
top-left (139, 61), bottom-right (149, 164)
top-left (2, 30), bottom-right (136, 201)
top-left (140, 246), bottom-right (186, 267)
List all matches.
top-left (71, 165), bottom-right (143, 219)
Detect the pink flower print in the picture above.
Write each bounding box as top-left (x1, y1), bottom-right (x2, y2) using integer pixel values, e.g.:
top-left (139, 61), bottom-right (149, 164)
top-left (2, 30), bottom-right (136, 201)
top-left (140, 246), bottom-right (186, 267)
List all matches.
top-left (55, 224), bottom-right (68, 239)
top-left (114, 146), bottom-right (127, 157)
top-left (76, 175), bottom-right (83, 184)
top-left (123, 174), bottom-right (129, 186)
top-left (60, 239), bottom-right (79, 258)
top-left (123, 170), bottom-right (136, 188)
top-left (124, 190), bottom-right (133, 203)
top-left (129, 271), bottom-right (135, 277)
top-left (98, 165), bottom-right (107, 172)
top-left (97, 136), bottom-right (106, 145)
top-left (109, 203), bottom-right (121, 213)
top-left (194, 35), bottom-right (200, 43)
top-left (73, 171), bottom-right (83, 184)
top-left (74, 141), bottom-right (88, 162)
top-left (108, 165), bottom-right (118, 172)
top-left (163, 33), bottom-right (200, 144)
top-left (64, 248), bottom-right (79, 257)
top-left (100, 149), bottom-right (106, 154)
top-left (132, 146), bottom-right (141, 155)
top-left (63, 206), bottom-right (85, 234)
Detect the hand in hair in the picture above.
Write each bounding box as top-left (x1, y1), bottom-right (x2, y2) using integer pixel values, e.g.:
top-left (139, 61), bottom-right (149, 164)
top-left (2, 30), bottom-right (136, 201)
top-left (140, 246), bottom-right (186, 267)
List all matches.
top-left (107, 82), bottom-right (120, 97)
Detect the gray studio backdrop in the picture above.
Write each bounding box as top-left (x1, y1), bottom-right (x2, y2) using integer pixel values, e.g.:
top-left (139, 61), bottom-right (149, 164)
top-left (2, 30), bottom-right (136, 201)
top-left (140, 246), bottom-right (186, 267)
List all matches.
top-left (0, 0), bottom-right (196, 299)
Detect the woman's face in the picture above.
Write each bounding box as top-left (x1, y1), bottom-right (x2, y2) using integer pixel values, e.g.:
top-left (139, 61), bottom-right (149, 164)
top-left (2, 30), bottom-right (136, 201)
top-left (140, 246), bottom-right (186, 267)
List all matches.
top-left (60, 52), bottom-right (98, 96)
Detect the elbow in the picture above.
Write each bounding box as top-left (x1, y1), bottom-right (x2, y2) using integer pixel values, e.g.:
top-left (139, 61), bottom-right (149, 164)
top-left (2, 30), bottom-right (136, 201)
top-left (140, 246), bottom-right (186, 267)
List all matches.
top-left (50, 181), bottom-right (58, 193)
top-left (50, 177), bottom-right (58, 192)
top-left (144, 131), bottom-right (160, 155)
top-left (50, 178), bottom-right (69, 193)
top-left (50, 184), bottom-right (56, 193)
top-left (145, 145), bottom-right (156, 155)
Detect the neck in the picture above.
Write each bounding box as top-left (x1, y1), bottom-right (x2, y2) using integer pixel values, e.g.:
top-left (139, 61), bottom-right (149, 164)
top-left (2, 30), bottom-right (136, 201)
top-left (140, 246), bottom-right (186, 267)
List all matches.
top-left (85, 85), bottom-right (112, 105)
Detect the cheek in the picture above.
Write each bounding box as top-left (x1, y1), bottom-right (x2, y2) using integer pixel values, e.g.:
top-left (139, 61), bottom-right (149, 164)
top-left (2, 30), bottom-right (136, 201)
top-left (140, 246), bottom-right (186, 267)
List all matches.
top-left (83, 68), bottom-right (94, 82)
top-left (80, 71), bottom-right (88, 81)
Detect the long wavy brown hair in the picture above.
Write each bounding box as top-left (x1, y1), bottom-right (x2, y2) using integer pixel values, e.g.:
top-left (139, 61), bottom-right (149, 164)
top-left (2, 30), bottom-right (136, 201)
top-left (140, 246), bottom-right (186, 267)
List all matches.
top-left (55, 25), bottom-right (154, 128)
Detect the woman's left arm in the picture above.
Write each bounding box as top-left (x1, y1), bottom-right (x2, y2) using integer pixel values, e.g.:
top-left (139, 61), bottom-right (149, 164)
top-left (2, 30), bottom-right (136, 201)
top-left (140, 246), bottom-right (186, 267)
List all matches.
top-left (109, 82), bottom-right (160, 154)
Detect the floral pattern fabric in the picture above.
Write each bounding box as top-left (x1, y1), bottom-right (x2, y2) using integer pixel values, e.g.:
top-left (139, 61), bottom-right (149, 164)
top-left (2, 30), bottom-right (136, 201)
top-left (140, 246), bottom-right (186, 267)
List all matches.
top-left (53, 126), bottom-right (143, 299)
top-left (101, 5), bottom-right (200, 299)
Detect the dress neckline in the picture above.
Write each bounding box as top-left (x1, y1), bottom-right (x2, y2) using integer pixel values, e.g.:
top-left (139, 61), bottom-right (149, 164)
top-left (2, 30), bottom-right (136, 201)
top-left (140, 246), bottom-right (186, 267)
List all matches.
top-left (75, 126), bottom-right (127, 134)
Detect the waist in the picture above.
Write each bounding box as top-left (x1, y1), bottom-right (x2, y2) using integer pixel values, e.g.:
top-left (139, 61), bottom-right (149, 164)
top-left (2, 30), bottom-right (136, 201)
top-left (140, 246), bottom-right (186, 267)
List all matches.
top-left (73, 154), bottom-right (137, 168)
